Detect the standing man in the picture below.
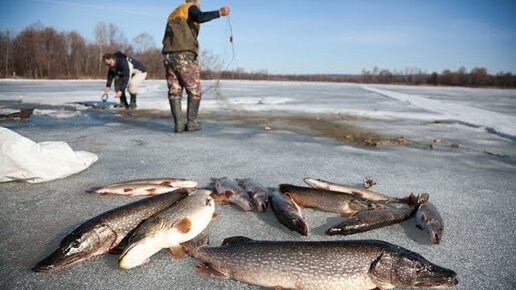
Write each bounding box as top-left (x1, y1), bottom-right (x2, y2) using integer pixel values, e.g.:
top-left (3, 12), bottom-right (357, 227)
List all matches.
top-left (162, 0), bottom-right (230, 132)
top-left (103, 51), bottom-right (147, 109)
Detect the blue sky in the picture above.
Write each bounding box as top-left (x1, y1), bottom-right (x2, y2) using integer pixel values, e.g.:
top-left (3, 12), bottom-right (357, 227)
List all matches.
top-left (1, 0), bottom-right (515, 74)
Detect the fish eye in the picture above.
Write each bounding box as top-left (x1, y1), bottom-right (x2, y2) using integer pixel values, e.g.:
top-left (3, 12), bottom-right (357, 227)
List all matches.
top-left (72, 241), bottom-right (80, 248)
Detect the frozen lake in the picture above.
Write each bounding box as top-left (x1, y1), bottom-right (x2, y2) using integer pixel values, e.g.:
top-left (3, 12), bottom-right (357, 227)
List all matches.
top-left (0, 79), bottom-right (515, 289)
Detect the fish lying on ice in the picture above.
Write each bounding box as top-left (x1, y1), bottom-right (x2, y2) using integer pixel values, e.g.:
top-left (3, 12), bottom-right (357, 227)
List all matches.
top-left (87, 183), bottom-right (187, 196)
top-left (184, 236), bottom-right (458, 290)
top-left (32, 189), bottom-right (188, 272)
top-left (236, 178), bottom-right (269, 212)
top-left (108, 178), bottom-right (198, 187)
top-left (303, 177), bottom-right (404, 203)
top-left (326, 204), bottom-right (417, 236)
top-left (415, 202), bottom-right (444, 244)
top-left (211, 177), bottom-right (253, 211)
top-left (269, 188), bottom-right (308, 236)
top-left (118, 189), bottom-right (215, 269)
top-left (87, 178), bottom-right (198, 196)
top-left (279, 184), bottom-right (384, 217)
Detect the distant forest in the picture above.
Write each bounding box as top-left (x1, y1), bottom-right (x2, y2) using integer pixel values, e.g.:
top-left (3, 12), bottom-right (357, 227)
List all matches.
top-left (1, 23), bottom-right (515, 88)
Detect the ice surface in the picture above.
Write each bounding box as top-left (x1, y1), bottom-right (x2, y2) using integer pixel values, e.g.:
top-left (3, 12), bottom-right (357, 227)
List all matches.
top-left (0, 79), bottom-right (515, 289)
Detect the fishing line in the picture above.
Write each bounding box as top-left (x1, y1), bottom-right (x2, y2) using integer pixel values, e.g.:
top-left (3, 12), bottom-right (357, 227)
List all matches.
top-left (205, 13), bottom-right (241, 112)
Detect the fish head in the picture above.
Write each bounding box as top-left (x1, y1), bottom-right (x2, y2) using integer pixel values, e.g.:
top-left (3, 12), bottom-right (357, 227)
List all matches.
top-left (33, 228), bottom-right (105, 272)
top-left (370, 249), bottom-right (458, 289)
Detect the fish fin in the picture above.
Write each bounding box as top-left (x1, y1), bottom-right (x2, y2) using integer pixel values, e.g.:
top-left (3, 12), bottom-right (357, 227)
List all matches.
top-left (221, 236), bottom-right (253, 246)
top-left (182, 235), bottom-right (209, 253)
top-left (351, 190), bottom-right (364, 197)
top-left (195, 263), bottom-right (229, 279)
top-left (213, 194), bottom-right (227, 202)
top-left (98, 191), bottom-right (111, 196)
top-left (340, 211), bottom-right (356, 218)
top-left (160, 181), bottom-right (173, 186)
top-left (169, 245), bottom-right (186, 259)
top-left (173, 218), bottom-right (192, 234)
top-left (212, 212), bottom-right (219, 220)
top-left (283, 192), bottom-right (294, 200)
top-left (145, 188), bottom-right (157, 194)
top-left (123, 188), bottom-right (133, 193)
top-left (416, 224), bottom-right (424, 230)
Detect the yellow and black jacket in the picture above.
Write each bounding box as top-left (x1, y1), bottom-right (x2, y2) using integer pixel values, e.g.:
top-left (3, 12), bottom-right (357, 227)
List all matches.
top-left (162, 3), bottom-right (220, 56)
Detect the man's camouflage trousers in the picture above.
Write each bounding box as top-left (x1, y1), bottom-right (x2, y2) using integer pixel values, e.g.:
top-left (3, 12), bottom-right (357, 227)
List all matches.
top-left (163, 53), bottom-right (201, 101)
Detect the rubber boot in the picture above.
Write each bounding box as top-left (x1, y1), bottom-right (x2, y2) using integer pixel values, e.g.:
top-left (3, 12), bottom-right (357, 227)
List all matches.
top-left (186, 98), bottom-right (202, 131)
top-left (115, 94), bottom-right (129, 109)
top-left (129, 94), bottom-right (137, 110)
top-left (169, 99), bottom-right (186, 133)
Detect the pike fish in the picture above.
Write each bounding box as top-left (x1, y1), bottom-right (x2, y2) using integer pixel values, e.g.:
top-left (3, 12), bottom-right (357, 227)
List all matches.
top-left (269, 189), bottom-right (308, 236)
top-left (236, 178), bottom-right (269, 212)
top-left (326, 204), bottom-right (417, 236)
top-left (88, 183), bottom-right (187, 197)
top-left (108, 178), bottom-right (198, 188)
top-left (415, 202), bottom-right (444, 244)
top-left (304, 177), bottom-right (406, 203)
top-left (87, 178), bottom-right (198, 196)
top-left (279, 184), bottom-right (384, 217)
top-left (211, 177), bottom-right (253, 211)
top-left (118, 189), bottom-right (215, 269)
top-left (32, 189), bottom-right (188, 272)
top-left (184, 236), bottom-right (458, 290)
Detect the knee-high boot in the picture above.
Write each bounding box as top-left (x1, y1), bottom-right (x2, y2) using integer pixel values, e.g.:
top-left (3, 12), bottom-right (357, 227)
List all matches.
top-left (186, 98), bottom-right (201, 131)
top-left (169, 99), bottom-right (185, 133)
top-left (129, 94), bottom-right (137, 109)
top-left (115, 94), bottom-right (129, 109)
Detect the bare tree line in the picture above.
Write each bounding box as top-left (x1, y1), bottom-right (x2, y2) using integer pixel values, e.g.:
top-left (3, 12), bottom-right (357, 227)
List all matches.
top-left (1, 23), bottom-right (515, 88)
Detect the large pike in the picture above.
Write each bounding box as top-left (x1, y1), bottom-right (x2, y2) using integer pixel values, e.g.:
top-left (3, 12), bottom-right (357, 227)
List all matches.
top-left (269, 189), bottom-right (309, 236)
top-left (184, 236), bottom-right (458, 290)
top-left (303, 177), bottom-right (404, 203)
top-left (211, 177), bottom-right (253, 211)
top-left (415, 202), bottom-right (444, 244)
top-left (279, 184), bottom-right (384, 217)
top-left (32, 189), bottom-right (188, 272)
top-left (236, 178), bottom-right (269, 212)
top-left (87, 178), bottom-right (198, 196)
top-left (118, 189), bottom-right (215, 269)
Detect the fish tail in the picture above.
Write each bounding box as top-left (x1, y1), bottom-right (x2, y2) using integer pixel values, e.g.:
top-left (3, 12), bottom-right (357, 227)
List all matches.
top-left (85, 187), bottom-right (101, 193)
top-left (182, 235), bottom-right (209, 254)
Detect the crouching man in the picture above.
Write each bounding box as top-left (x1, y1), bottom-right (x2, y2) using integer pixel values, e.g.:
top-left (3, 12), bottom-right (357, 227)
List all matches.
top-left (103, 52), bottom-right (147, 109)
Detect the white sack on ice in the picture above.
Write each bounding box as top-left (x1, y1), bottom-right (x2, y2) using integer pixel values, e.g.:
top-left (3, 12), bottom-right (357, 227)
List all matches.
top-left (0, 127), bottom-right (98, 183)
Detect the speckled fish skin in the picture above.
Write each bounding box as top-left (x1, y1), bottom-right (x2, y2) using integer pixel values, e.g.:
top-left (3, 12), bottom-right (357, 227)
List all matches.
top-left (326, 204), bottom-right (417, 236)
top-left (89, 183), bottom-right (187, 196)
top-left (236, 178), bottom-right (269, 212)
top-left (118, 189), bottom-right (215, 269)
top-left (415, 202), bottom-right (444, 244)
top-left (32, 189), bottom-right (188, 272)
top-left (279, 184), bottom-right (384, 216)
top-left (108, 178), bottom-right (198, 188)
top-left (88, 178), bottom-right (198, 196)
top-left (211, 177), bottom-right (253, 211)
top-left (269, 189), bottom-right (308, 236)
top-left (184, 237), bottom-right (458, 290)
top-left (303, 177), bottom-right (404, 203)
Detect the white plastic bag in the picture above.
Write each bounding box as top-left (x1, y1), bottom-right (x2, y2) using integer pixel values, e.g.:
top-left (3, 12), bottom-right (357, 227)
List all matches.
top-left (0, 127), bottom-right (98, 183)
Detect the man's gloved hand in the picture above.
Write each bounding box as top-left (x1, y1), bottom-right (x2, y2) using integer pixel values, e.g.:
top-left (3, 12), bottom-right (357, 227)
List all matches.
top-left (219, 6), bottom-right (230, 16)
top-left (115, 91), bottom-right (123, 98)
